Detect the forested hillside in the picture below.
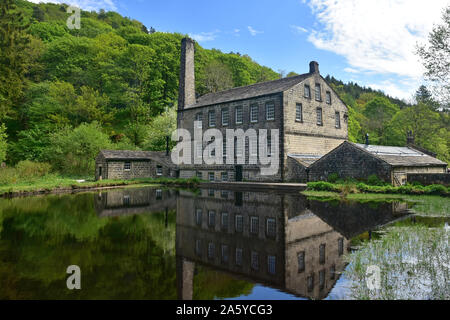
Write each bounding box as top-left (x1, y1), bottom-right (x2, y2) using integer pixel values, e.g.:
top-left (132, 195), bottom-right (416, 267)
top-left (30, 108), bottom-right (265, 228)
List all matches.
top-left (0, 0), bottom-right (448, 176)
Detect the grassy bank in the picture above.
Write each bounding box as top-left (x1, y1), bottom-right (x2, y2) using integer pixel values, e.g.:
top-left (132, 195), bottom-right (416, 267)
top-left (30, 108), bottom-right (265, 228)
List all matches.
top-left (0, 175), bottom-right (201, 197)
top-left (305, 181), bottom-right (450, 197)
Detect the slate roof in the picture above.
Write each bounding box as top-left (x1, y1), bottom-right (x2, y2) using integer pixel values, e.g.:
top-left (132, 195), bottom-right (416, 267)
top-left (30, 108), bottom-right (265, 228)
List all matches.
top-left (187, 73), bottom-right (311, 108)
top-left (288, 153), bottom-right (323, 167)
top-left (98, 150), bottom-right (175, 167)
top-left (352, 143), bottom-right (447, 167)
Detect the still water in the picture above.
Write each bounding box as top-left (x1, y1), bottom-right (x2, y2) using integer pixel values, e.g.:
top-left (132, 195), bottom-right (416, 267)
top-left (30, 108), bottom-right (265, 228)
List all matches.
top-left (0, 186), bottom-right (430, 299)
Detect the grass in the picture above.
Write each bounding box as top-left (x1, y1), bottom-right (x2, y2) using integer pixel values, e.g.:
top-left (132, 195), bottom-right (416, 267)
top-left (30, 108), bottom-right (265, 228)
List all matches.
top-left (344, 224), bottom-right (450, 300)
top-left (0, 175), bottom-right (202, 197)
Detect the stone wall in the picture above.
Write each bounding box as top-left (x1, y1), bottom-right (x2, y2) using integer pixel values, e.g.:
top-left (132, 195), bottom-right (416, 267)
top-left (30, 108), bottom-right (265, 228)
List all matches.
top-left (96, 160), bottom-right (173, 180)
top-left (285, 157), bottom-right (308, 182)
top-left (407, 173), bottom-right (450, 186)
top-left (309, 142), bottom-right (392, 182)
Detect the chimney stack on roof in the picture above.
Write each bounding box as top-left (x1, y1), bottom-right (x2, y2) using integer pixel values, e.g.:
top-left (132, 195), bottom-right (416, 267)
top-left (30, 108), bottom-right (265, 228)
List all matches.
top-left (406, 130), bottom-right (415, 146)
top-left (178, 37), bottom-right (196, 110)
top-left (309, 61), bottom-right (319, 74)
top-left (365, 133), bottom-right (370, 145)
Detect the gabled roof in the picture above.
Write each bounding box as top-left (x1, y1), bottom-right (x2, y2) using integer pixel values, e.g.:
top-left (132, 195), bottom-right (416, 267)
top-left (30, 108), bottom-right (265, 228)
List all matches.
top-left (288, 153), bottom-right (323, 167)
top-left (351, 143), bottom-right (447, 167)
top-left (98, 150), bottom-right (175, 168)
top-left (187, 73), bottom-right (311, 108)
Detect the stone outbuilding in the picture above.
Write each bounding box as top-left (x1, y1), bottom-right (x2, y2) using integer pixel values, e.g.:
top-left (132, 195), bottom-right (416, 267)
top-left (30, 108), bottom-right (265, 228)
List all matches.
top-left (307, 141), bottom-right (447, 185)
top-left (95, 150), bottom-right (176, 180)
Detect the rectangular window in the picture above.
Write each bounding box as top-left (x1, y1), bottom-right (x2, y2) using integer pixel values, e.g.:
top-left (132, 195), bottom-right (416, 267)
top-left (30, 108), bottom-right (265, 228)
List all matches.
top-left (315, 83), bottom-right (321, 101)
top-left (195, 208), bottom-right (202, 226)
top-left (156, 165), bottom-right (163, 176)
top-left (221, 190), bottom-right (229, 198)
top-left (268, 255), bottom-right (276, 275)
top-left (124, 162), bottom-right (131, 171)
top-left (196, 142), bottom-right (203, 159)
top-left (250, 137), bottom-right (258, 157)
top-left (222, 108), bottom-right (229, 126)
top-left (319, 243), bottom-right (326, 264)
top-left (338, 238), bottom-right (344, 256)
top-left (208, 189), bottom-right (215, 197)
top-left (250, 104), bottom-right (259, 123)
top-left (326, 91), bottom-right (332, 104)
top-left (251, 251), bottom-right (259, 270)
top-left (195, 112), bottom-right (203, 128)
top-left (156, 189), bottom-right (162, 200)
top-left (208, 110), bottom-right (216, 127)
top-left (196, 171), bottom-right (202, 179)
top-left (209, 172), bottom-right (215, 182)
top-left (266, 218), bottom-right (276, 238)
top-left (208, 210), bottom-right (216, 227)
top-left (335, 111), bottom-right (341, 128)
top-left (123, 195), bottom-right (130, 206)
top-left (330, 265), bottom-right (336, 280)
top-left (319, 269), bottom-right (325, 289)
top-left (223, 139), bottom-right (227, 158)
top-left (267, 135), bottom-right (272, 157)
top-left (208, 242), bottom-right (215, 259)
top-left (221, 172), bottom-right (228, 182)
top-left (221, 212), bottom-right (229, 230)
top-left (304, 84), bottom-right (311, 98)
top-left (235, 248), bottom-right (243, 266)
top-left (235, 215), bottom-right (243, 232)
top-left (195, 239), bottom-right (202, 256)
top-left (296, 103), bottom-right (303, 122)
top-left (235, 106), bottom-right (243, 124)
top-left (250, 216), bottom-right (259, 235)
top-left (307, 274), bottom-right (314, 292)
top-left (298, 251), bottom-right (305, 273)
top-left (316, 108), bottom-right (323, 125)
top-left (266, 102), bottom-right (275, 120)
top-left (221, 245), bottom-right (229, 263)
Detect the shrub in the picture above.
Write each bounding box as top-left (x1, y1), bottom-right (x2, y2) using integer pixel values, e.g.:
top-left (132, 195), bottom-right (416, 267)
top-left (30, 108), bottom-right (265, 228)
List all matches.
top-left (328, 173), bottom-right (339, 183)
top-left (424, 184), bottom-right (447, 196)
top-left (15, 160), bottom-right (51, 178)
top-left (307, 181), bottom-right (339, 192)
top-left (367, 174), bottom-right (384, 186)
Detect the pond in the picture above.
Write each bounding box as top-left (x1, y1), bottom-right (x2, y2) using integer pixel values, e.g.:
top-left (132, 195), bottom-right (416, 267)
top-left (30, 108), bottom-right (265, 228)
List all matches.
top-left (0, 186), bottom-right (448, 300)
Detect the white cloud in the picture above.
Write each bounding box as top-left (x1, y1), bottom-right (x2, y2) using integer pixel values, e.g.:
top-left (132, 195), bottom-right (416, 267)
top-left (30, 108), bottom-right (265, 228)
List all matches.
top-left (27, 0), bottom-right (117, 11)
top-left (291, 25), bottom-right (308, 34)
top-left (304, 0), bottom-right (448, 99)
top-left (367, 79), bottom-right (419, 102)
top-left (248, 26), bottom-right (263, 36)
top-left (189, 30), bottom-right (220, 42)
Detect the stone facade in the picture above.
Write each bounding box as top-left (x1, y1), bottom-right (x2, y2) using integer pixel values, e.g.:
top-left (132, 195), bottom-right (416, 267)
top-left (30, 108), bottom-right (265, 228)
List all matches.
top-left (176, 38), bottom-right (348, 182)
top-left (406, 173), bottom-right (450, 186)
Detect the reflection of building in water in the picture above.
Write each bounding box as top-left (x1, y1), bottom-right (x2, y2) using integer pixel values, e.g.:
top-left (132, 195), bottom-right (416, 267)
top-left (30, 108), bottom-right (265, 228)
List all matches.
top-left (94, 187), bottom-right (177, 217)
top-left (176, 189), bottom-right (410, 300)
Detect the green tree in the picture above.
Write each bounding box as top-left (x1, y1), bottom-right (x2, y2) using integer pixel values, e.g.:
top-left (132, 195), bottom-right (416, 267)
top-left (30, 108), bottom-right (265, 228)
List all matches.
top-left (143, 108), bottom-right (177, 151)
top-left (0, 124), bottom-right (7, 163)
top-left (362, 97), bottom-right (400, 144)
top-left (201, 60), bottom-right (233, 93)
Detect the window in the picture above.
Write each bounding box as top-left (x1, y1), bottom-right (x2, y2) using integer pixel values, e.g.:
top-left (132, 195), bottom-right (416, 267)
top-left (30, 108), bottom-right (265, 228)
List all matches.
top-left (330, 265), bottom-right (336, 280)
top-left (124, 162), bottom-right (131, 171)
top-left (266, 102), bottom-right (275, 120)
top-left (208, 242), bottom-right (215, 259)
top-left (315, 83), bottom-right (321, 101)
top-left (250, 104), bottom-right (259, 123)
top-left (304, 84), bottom-right (311, 98)
top-left (298, 251), bottom-right (305, 273)
top-left (195, 112), bottom-right (203, 128)
top-left (208, 210), bottom-right (216, 227)
top-left (267, 135), bottom-right (272, 157)
top-left (123, 195), bottom-right (130, 206)
top-left (268, 255), bottom-right (276, 275)
top-left (296, 103), bottom-right (303, 122)
top-left (338, 237), bottom-right (344, 256)
top-left (221, 190), bottom-right (229, 198)
top-left (221, 245), bottom-right (229, 263)
top-left (319, 243), bottom-right (326, 264)
top-left (335, 111), bottom-right (341, 128)
top-left (208, 189), bottom-right (215, 197)
top-left (235, 106), bottom-right (243, 124)
top-left (221, 212), bottom-right (229, 230)
top-left (316, 108), bottom-right (323, 125)
top-left (222, 140), bottom-right (227, 162)
top-left (209, 172), bottom-right (215, 182)
top-left (307, 274), bottom-right (314, 292)
top-left (196, 171), bottom-right (202, 179)
top-left (221, 172), bottom-right (228, 182)
top-left (208, 110), bottom-right (216, 127)
top-left (266, 218), bottom-right (276, 238)
top-left (250, 216), bottom-right (259, 235)
top-left (251, 251), bottom-right (259, 270)
top-left (235, 248), bottom-right (243, 266)
top-left (222, 108), bottom-right (229, 126)
top-left (250, 137), bottom-right (258, 157)
top-left (326, 91), bottom-right (332, 104)
top-left (195, 208), bottom-right (202, 226)
top-left (195, 239), bottom-right (202, 256)
top-left (156, 189), bottom-right (162, 200)
top-left (156, 165), bottom-right (163, 176)
top-left (319, 269), bottom-right (325, 290)
top-left (196, 142), bottom-right (203, 159)
top-left (235, 215), bottom-right (243, 232)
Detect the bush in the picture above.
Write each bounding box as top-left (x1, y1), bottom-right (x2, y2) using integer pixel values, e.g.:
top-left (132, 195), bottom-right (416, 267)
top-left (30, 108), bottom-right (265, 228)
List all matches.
top-left (307, 181), bottom-right (339, 192)
top-left (327, 173), bottom-right (339, 183)
top-left (15, 160), bottom-right (51, 178)
top-left (367, 174), bottom-right (385, 186)
top-left (424, 184), bottom-right (448, 196)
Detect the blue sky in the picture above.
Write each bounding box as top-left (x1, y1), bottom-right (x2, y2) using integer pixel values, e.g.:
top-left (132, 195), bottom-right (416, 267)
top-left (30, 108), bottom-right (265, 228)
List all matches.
top-left (31, 0), bottom-right (449, 101)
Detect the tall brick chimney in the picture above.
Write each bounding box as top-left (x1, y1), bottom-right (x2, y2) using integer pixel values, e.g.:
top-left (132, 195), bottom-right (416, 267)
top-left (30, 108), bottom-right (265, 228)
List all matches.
top-left (309, 61), bottom-right (319, 74)
top-left (406, 130), bottom-right (415, 146)
top-left (178, 37), bottom-right (196, 110)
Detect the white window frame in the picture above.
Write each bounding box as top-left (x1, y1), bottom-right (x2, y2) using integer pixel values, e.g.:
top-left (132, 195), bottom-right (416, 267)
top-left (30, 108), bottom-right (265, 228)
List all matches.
top-left (266, 102), bottom-right (275, 121)
top-left (208, 110), bottom-right (216, 127)
top-left (222, 108), bottom-right (229, 126)
top-left (296, 103), bottom-right (302, 122)
top-left (250, 104), bottom-right (259, 123)
top-left (235, 106), bottom-right (243, 124)
top-left (124, 162), bottom-right (131, 171)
